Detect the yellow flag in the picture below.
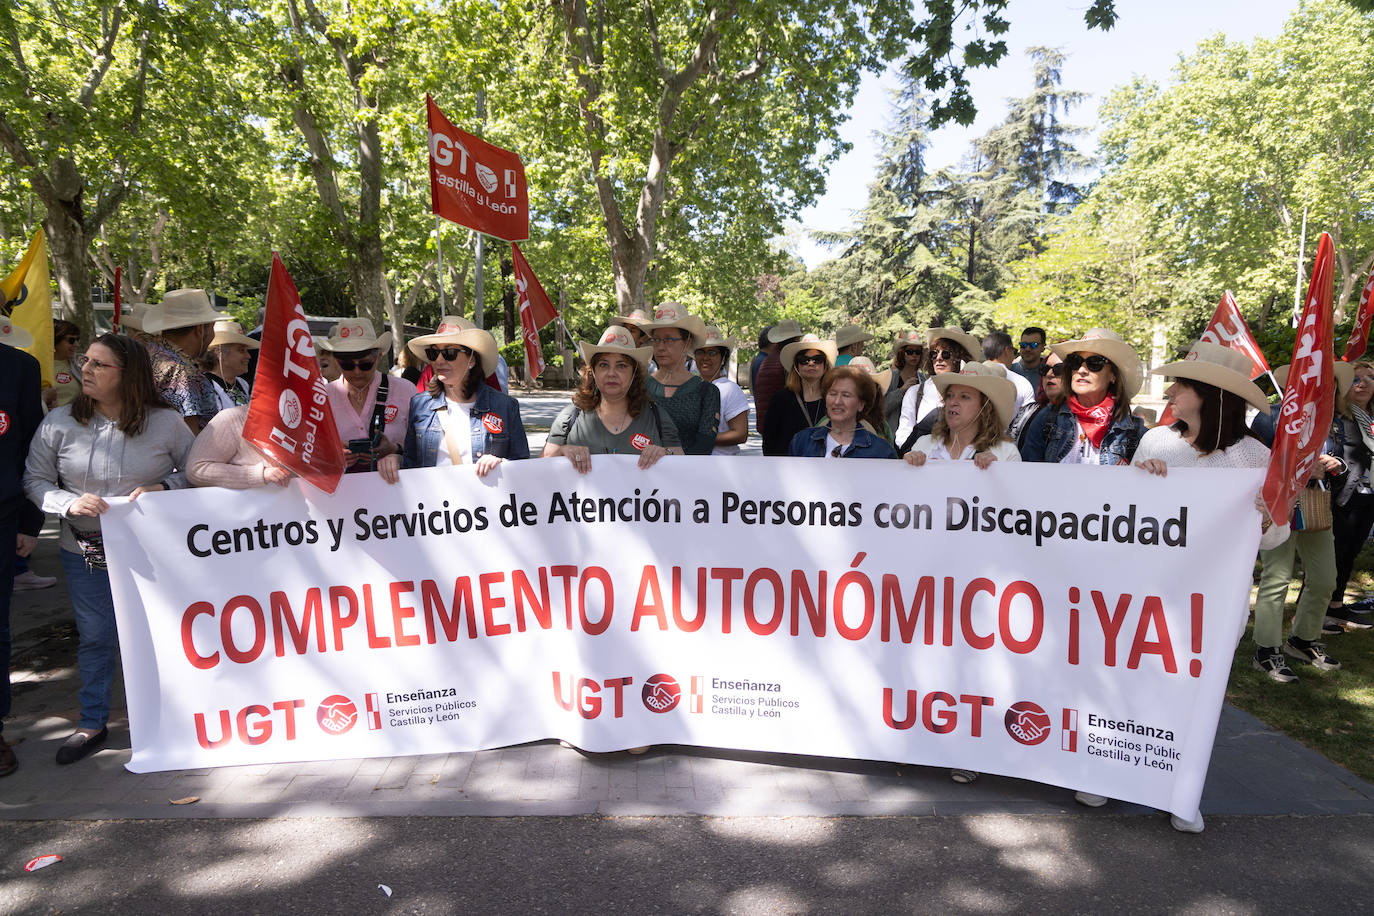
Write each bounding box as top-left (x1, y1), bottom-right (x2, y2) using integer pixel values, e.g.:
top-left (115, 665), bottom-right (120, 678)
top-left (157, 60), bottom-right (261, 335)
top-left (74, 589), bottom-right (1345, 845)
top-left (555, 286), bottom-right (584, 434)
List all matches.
top-left (1, 229), bottom-right (54, 387)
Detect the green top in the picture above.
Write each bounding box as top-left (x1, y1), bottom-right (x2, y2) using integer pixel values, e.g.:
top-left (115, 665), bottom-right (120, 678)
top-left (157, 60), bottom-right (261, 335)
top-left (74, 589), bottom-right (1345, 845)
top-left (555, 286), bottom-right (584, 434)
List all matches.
top-left (547, 402), bottom-right (681, 455)
top-left (645, 375), bottom-right (720, 455)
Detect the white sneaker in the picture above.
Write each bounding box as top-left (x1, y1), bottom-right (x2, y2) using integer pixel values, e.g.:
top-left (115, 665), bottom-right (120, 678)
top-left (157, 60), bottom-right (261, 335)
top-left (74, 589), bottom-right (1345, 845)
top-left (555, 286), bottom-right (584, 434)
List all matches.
top-left (12, 571), bottom-right (56, 591)
top-left (1074, 791), bottom-right (1109, 807)
top-left (1170, 813), bottom-right (1205, 833)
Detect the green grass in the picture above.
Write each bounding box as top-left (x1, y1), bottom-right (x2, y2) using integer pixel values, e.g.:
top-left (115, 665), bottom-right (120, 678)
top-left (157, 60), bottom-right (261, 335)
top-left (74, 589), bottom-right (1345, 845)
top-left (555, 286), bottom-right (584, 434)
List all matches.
top-left (1225, 542), bottom-right (1374, 784)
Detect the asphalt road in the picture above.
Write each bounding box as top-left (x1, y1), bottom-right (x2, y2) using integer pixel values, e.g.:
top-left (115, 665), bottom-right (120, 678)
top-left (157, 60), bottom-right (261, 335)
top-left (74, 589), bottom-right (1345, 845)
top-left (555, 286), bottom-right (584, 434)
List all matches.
top-left (4, 814), bottom-right (1373, 914)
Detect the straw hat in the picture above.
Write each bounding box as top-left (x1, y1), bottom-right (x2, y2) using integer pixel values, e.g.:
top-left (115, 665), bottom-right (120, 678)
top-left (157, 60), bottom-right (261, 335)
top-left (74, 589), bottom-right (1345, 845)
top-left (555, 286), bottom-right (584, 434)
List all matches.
top-left (767, 318), bottom-right (803, 344)
top-left (0, 315), bottom-right (35, 349)
top-left (208, 319), bottom-right (260, 351)
top-left (644, 301), bottom-right (707, 349)
top-left (407, 315), bottom-right (499, 376)
top-left (578, 325), bottom-right (653, 369)
top-left (835, 325), bottom-right (874, 350)
top-left (1153, 341), bottom-right (1269, 412)
top-left (696, 325), bottom-right (737, 352)
top-left (892, 329), bottom-right (925, 352)
top-left (610, 308), bottom-right (652, 329)
top-left (779, 334), bottom-right (838, 372)
top-left (1050, 328), bottom-right (1144, 400)
top-left (933, 361), bottom-right (1018, 430)
top-left (118, 305), bottom-right (146, 333)
top-left (142, 288), bottom-right (222, 334)
top-left (319, 318), bottom-right (392, 355)
top-left (847, 356), bottom-right (877, 374)
top-left (1273, 361), bottom-right (1355, 397)
top-left (926, 326), bottom-right (983, 363)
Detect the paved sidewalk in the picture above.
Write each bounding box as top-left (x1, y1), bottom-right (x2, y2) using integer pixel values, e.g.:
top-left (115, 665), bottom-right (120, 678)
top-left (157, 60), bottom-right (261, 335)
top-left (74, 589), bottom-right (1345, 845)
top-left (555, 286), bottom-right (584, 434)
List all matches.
top-left (5, 515), bottom-right (1374, 823)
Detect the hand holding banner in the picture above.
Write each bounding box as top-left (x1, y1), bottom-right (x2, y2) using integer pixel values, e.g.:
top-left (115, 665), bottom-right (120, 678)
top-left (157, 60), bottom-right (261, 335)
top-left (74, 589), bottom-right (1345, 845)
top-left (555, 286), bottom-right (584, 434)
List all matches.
top-left (1262, 232), bottom-right (1336, 525)
top-left (427, 95), bottom-right (529, 242)
top-left (242, 254), bottom-right (346, 493)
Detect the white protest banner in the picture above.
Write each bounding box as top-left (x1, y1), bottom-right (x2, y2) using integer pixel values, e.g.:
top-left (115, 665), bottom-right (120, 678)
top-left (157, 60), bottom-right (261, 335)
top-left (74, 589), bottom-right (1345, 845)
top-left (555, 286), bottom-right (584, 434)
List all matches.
top-left (102, 458), bottom-right (1263, 823)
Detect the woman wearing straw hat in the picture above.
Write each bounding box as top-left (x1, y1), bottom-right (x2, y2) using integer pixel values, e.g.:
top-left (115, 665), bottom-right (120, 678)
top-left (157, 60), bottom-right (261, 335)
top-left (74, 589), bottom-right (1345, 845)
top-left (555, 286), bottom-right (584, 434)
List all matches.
top-left (542, 326), bottom-right (682, 472)
top-left (882, 330), bottom-right (926, 438)
top-left (788, 365), bottom-right (895, 459)
top-left (204, 319), bottom-right (259, 410)
top-left (610, 308), bottom-right (652, 347)
top-left (903, 362), bottom-right (1021, 470)
top-left (893, 327), bottom-right (982, 454)
top-left (378, 316), bottom-right (528, 482)
top-left (695, 326), bottom-right (750, 455)
top-left (24, 333), bottom-right (194, 765)
top-left (1020, 328), bottom-right (1146, 465)
top-left (762, 334), bottom-right (837, 456)
top-left (320, 319), bottom-right (417, 475)
top-left (644, 303), bottom-right (720, 455)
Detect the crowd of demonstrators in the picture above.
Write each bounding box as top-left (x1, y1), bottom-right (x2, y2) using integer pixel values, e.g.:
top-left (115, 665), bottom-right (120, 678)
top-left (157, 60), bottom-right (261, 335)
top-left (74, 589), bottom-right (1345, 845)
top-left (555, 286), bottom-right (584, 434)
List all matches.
top-left (23, 333), bottom-right (194, 766)
top-left (383, 316), bottom-right (528, 482)
top-left (762, 334), bottom-right (835, 456)
top-left (203, 319), bottom-right (258, 410)
top-left (788, 366), bottom-right (895, 459)
top-left (644, 304), bottom-right (720, 456)
top-left (319, 319), bottom-right (417, 475)
top-left (1327, 361), bottom-right (1374, 632)
top-left (696, 326), bottom-right (750, 456)
top-left (543, 326), bottom-right (680, 472)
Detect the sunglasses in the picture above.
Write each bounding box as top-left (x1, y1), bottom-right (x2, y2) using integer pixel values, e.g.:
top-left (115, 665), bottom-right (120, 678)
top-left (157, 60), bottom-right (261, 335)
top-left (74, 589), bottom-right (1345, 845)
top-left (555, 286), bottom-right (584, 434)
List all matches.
top-left (1019, 341), bottom-right (1042, 350)
top-left (899, 347), bottom-right (924, 358)
top-left (930, 348), bottom-right (959, 361)
top-left (796, 353), bottom-right (827, 366)
top-left (336, 356), bottom-right (376, 372)
top-left (425, 345), bottom-right (472, 362)
top-left (1064, 354), bottom-right (1111, 374)
top-left (61, 335), bottom-right (79, 345)
top-left (1040, 363), bottom-right (1067, 377)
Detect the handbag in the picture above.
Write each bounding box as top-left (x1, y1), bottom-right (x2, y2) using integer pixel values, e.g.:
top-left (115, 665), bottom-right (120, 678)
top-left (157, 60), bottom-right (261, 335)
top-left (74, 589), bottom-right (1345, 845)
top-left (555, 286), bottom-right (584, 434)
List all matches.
top-left (1293, 484), bottom-right (1333, 532)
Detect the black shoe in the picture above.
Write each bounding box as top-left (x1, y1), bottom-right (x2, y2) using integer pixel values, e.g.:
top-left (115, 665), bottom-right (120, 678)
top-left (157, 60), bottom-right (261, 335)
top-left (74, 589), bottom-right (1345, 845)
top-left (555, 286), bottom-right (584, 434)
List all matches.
top-left (1347, 594), bottom-right (1374, 612)
top-left (1253, 647), bottom-right (1297, 683)
top-left (1322, 619), bottom-right (1343, 636)
top-left (1326, 606), bottom-right (1374, 629)
top-left (55, 727), bottom-right (107, 765)
top-left (1284, 637), bottom-right (1341, 671)
top-left (0, 735), bottom-right (16, 777)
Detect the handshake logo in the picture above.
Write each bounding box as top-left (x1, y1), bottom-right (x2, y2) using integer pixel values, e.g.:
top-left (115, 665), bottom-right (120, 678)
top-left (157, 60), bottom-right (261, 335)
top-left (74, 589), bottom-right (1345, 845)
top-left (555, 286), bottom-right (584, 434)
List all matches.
top-left (1003, 701), bottom-right (1052, 746)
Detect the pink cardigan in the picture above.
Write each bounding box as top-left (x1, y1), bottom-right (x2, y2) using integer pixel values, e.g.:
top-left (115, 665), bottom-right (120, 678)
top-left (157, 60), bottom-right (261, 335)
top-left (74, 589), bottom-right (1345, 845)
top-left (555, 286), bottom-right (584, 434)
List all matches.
top-left (186, 406), bottom-right (278, 488)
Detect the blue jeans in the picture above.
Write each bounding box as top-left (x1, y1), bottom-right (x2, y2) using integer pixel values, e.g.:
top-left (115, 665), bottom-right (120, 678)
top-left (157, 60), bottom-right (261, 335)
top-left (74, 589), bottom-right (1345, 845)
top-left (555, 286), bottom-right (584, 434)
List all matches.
top-left (60, 549), bottom-right (118, 729)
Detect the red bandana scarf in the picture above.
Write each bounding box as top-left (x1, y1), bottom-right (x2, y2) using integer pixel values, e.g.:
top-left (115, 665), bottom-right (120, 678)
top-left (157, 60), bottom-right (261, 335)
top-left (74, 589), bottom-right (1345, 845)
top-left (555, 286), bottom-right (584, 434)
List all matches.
top-left (1068, 394), bottom-right (1117, 449)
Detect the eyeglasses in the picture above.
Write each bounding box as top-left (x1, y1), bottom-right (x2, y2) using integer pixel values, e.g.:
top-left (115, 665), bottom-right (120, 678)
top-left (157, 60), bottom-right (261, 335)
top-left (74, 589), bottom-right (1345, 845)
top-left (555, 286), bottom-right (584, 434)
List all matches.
top-left (425, 345), bottom-right (472, 362)
top-left (82, 357), bottom-right (123, 372)
top-left (931, 348), bottom-right (958, 361)
top-left (899, 347), bottom-right (923, 358)
top-left (336, 356), bottom-right (377, 372)
top-left (1019, 341), bottom-right (1042, 350)
top-left (650, 334), bottom-right (686, 345)
top-left (796, 353), bottom-right (827, 366)
top-left (1064, 353), bottom-right (1110, 374)
top-left (1355, 375), bottom-right (1374, 386)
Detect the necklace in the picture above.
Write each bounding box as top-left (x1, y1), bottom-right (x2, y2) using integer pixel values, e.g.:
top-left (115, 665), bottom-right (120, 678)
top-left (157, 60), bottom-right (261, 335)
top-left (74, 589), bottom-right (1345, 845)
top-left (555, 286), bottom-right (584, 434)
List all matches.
top-left (599, 407), bottom-right (631, 434)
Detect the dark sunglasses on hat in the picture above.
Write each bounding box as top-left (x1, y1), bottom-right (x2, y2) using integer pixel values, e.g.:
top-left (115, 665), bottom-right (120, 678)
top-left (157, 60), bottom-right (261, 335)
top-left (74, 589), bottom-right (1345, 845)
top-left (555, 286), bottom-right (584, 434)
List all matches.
top-left (425, 345), bottom-right (473, 362)
top-left (1064, 353), bottom-right (1110, 373)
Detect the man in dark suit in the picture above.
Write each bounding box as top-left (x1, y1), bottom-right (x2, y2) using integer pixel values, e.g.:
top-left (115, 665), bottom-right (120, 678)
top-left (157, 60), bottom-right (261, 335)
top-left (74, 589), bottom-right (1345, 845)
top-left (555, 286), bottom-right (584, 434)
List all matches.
top-left (1, 320), bottom-right (45, 776)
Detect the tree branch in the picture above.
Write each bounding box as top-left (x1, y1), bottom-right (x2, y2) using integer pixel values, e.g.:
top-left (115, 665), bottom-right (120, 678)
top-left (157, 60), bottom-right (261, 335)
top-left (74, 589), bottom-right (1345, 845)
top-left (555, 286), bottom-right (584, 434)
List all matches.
top-left (76, 2), bottom-right (124, 111)
top-left (643, 0), bottom-right (667, 80)
top-left (2, 9), bottom-right (32, 96)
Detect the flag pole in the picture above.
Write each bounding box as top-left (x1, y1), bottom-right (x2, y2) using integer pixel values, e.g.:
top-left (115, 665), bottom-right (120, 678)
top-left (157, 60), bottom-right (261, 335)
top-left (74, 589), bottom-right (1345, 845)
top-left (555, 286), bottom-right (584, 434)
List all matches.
top-left (1293, 202), bottom-right (1309, 327)
top-left (474, 231), bottom-right (485, 329)
top-left (434, 217), bottom-right (447, 313)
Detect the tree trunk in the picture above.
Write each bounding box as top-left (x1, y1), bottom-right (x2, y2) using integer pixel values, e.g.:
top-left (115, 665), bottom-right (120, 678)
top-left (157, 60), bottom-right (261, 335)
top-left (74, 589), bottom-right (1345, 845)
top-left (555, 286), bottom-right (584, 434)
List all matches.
top-left (43, 204), bottom-right (93, 336)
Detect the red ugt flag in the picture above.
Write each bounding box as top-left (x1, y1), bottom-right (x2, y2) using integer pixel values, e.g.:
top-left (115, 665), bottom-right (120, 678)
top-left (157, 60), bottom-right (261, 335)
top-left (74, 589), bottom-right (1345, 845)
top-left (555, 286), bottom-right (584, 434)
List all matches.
top-left (1343, 263), bottom-right (1374, 362)
top-left (511, 243), bottom-right (557, 378)
top-left (1158, 290), bottom-right (1272, 426)
top-left (1262, 232), bottom-right (1336, 525)
top-left (427, 95), bottom-right (529, 242)
top-left (242, 254), bottom-right (346, 494)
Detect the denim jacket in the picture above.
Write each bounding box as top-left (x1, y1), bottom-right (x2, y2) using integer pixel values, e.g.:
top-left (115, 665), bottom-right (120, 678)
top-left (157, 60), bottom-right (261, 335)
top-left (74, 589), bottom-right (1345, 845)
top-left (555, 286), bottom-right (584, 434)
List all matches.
top-left (1019, 402), bottom-right (1145, 466)
top-left (403, 385), bottom-right (530, 468)
top-left (788, 421), bottom-right (897, 459)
